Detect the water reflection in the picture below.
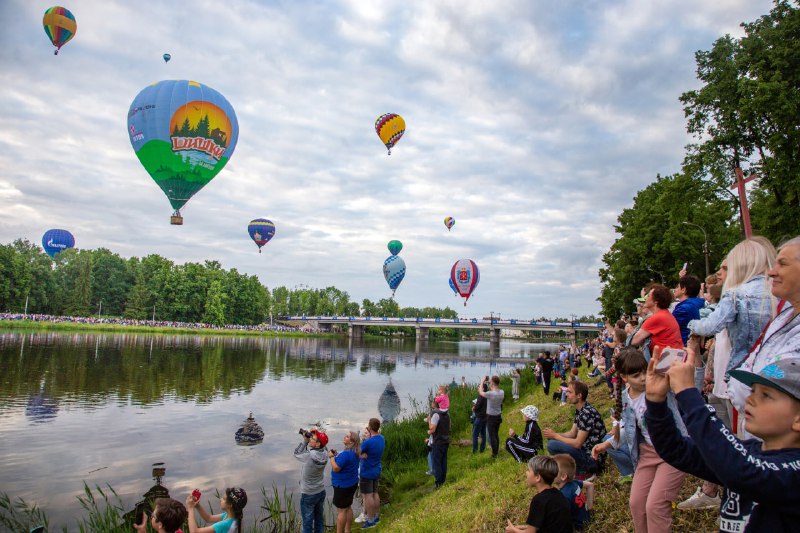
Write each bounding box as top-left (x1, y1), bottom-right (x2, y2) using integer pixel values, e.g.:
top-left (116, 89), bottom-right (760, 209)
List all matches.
top-left (377, 380), bottom-right (401, 423)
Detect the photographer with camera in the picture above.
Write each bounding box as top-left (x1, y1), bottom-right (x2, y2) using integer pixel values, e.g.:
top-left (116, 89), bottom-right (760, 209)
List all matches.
top-left (294, 428), bottom-right (329, 533)
top-left (329, 430), bottom-right (361, 533)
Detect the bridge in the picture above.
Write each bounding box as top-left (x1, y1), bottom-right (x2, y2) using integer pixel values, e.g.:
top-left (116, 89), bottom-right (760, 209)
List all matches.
top-left (286, 316), bottom-right (603, 343)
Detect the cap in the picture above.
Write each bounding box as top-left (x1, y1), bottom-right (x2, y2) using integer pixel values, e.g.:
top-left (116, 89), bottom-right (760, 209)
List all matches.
top-left (633, 297), bottom-right (646, 306)
top-left (729, 359), bottom-right (800, 402)
top-left (520, 405), bottom-right (540, 421)
top-left (312, 430), bottom-right (329, 447)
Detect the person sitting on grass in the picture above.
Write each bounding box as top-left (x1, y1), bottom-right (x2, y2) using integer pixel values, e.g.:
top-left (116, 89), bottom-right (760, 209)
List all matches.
top-left (552, 454), bottom-right (594, 531)
top-left (645, 350), bottom-right (800, 531)
top-left (135, 498), bottom-right (187, 533)
top-left (505, 455), bottom-right (574, 533)
top-left (505, 405), bottom-right (544, 462)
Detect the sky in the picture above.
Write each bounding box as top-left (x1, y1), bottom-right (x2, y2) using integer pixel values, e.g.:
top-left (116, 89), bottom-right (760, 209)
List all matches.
top-left (0, 0), bottom-right (774, 320)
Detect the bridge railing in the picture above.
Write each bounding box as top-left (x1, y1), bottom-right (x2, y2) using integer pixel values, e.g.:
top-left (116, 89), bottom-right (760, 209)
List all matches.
top-left (285, 315), bottom-right (603, 328)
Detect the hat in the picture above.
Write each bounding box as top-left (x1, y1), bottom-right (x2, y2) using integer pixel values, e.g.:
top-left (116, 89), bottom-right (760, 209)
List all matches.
top-left (312, 430), bottom-right (329, 447)
top-left (729, 359), bottom-right (800, 402)
top-left (435, 393), bottom-right (450, 410)
top-left (520, 405), bottom-right (539, 421)
top-left (633, 297), bottom-right (646, 306)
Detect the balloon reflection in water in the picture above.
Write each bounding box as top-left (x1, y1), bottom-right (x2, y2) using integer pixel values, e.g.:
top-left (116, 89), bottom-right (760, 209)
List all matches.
top-left (378, 380), bottom-right (401, 423)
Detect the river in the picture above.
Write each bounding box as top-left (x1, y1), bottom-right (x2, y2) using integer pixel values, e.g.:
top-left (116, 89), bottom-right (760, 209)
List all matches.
top-left (0, 331), bottom-right (562, 530)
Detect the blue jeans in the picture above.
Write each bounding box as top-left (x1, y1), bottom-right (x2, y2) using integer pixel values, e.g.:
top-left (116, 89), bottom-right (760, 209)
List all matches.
top-left (472, 417), bottom-right (487, 453)
top-left (546, 440), bottom-right (597, 475)
top-left (603, 434), bottom-right (634, 476)
top-left (431, 443), bottom-right (449, 487)
top-left (300, 490), bottom-right (325, 533)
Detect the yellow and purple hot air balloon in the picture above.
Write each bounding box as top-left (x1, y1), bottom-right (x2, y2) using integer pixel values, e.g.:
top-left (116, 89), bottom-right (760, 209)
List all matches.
top-left (248, 218), bottom-right (276, 253)
top-left (375, 113), bottom-right (405, 155)
top-left (127, 80), bottom-right (239, 225)
top-left (42, 6), bottom-right (76, 55)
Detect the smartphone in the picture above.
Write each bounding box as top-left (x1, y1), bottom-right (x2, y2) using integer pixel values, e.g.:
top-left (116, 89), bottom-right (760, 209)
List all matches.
top-left (682, 262), bottom-right (688, 271)
top-left (655, 348), bottom-right (687, 373)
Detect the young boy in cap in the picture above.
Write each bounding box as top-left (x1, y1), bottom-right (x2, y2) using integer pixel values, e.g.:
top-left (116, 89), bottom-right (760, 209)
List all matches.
top-left (645, 348), bottom-right (800, 532)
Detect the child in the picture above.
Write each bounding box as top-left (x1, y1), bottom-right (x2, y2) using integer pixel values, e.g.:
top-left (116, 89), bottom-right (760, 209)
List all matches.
top-left (186, 487), bottom-right (247, 533)
top-left (505, 455), bottom-right (573, 533)
top-left (646, 352), bottom-right (800, 531)
top-left (505, 405), bottom-right (544, 462)
top-left (552, 454), bottom-right (594, 530)
top-left (534, 364), bottom-right (543, 387)
top-left (511, 368), bottom-right (521, 402)
top-left (134, 498), bottom-right (187, 533)
top-left (554, 378), bottom-right (568, 404)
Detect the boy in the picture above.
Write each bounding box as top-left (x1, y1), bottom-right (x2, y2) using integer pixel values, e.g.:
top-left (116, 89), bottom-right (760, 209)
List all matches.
top-left (134, 498), bottom-right (187, 533)
top-left (645, 350), bottom-right (800, 531)
top-left (505, 455), bottom-right (573, 533)
top-left (552, 454), bottom-right (594, 530)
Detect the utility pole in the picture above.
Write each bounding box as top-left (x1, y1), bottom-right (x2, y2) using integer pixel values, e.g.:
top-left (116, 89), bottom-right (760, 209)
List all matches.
top-left (732, 167), bottom-right (757, 238)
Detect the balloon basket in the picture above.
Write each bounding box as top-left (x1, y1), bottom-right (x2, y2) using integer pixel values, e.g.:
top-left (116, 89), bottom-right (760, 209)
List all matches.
top-left (170, 214), bottom-right (184, 225)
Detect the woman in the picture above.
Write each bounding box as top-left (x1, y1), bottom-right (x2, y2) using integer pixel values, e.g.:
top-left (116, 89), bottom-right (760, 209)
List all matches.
top-left (186, 487), bottom-right (247, 533)
top-left (631, 284), bottom-right (683, 351)
top-left (329, 431), bottom-right (361, 533)
top-left (505, 404), bottom-right (543, 462)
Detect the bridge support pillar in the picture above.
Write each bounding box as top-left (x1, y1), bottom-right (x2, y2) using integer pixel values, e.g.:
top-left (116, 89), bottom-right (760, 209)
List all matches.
top-left (489, 328), bottom-right (500, 345)
top-left (415, 326), bottom-right (429, 342)
top-left (348, 324), bottom-right (364, 339)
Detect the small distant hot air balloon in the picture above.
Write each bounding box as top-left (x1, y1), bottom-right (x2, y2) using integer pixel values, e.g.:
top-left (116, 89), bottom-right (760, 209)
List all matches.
top-left (42, 6), bottom-right (77, 55)
top-left (444, 217), bottom-right (455, 231)
top-left (375, 113), bottom-right (405, 155)
top-left (42, 229), bottom-right (75, 258)
top-left (248, 218), bottom-right (276, 253)
top-left (127, 80), bottom-right (239, 225)
top-left (450, 259), bottom-right (479, 306)
top-left (387, 240), bottom-right (403, 256)
top-left (163, 53), bottom-right (171, 63)
top-left (383, 255), bottom-right (406, 297)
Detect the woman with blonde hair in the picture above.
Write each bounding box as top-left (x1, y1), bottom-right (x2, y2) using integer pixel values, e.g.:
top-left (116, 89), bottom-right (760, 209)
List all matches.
top-left (329, 430), bottom-right (361, 533)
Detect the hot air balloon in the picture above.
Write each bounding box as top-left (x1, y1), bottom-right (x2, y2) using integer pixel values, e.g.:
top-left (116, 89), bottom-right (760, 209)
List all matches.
top-left (248, 218), bottom-right (276, 253)
top-left (42, 6), bottom-right (76, 55)
top-left (383, 255), bottom-right (406, 297)
top-left (41, 229), bottom-right (75, 258)
top-left (375, 113), bottom-right (405, 155)
top-left (444, 217), bottom-right (455, 231)
top-left (387, 240), bottom-right (403, 256)
top-left (448, 277), bottom-right (457, 296)
top-left (163, 53), bottom-right (171, 63)
top-left (127, 80), bottom-right (239, 225)
top-left (450, 259), bottom-right (479, 306)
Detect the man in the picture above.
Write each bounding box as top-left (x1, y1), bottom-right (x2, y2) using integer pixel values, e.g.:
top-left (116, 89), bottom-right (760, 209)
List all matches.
top-left (536, 351), bottom-right (555, 395)
top-left (672, 274), bottom-right (705, 345)
top-left (134, 498), bottom-right (187, 533)
top-left (479, 375), bottom-right (505, 458)
top-left (294, 428), bottom-right (329, 533)
top-left (543, 381), bottom-right (607, 478)
top-left (428, 395), bottom-right (451, 488)
top-left (359, 418), bottom-right (385, 529)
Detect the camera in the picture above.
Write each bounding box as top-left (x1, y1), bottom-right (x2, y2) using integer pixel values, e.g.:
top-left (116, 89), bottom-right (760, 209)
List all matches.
top-left (192, 488), bottom-right (201, 502)
top-left (329, 449), bottom-right (337, 456)
top-left (299, 428), bottom-right (313, 439)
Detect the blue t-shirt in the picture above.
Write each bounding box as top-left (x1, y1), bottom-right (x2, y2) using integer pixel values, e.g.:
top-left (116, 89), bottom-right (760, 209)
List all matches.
top-left (332, 448), bottom-right (359, 487)
top-left (212, 512), bottom-right (238, 533)
top-left (559, 479), bottom-right (590, 529)
top-left (359, 434), bottom-right (385, 479)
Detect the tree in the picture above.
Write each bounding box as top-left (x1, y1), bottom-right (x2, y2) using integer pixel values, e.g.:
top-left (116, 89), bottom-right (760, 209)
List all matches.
top-left (202, 280), bottom-right (226, 326)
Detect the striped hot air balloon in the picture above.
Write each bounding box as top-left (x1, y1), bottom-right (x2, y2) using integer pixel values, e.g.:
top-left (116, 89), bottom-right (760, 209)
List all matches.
top-left (42, 6), bottom-right (76, 55)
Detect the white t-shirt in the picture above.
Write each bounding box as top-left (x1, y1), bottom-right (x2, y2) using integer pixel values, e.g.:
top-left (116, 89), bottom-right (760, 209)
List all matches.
top-left (629, 391), bottom-right (651, 445)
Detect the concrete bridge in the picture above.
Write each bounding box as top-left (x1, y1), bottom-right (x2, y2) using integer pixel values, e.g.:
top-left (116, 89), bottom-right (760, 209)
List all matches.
top-left (287, 316), bottom-right (603, 343)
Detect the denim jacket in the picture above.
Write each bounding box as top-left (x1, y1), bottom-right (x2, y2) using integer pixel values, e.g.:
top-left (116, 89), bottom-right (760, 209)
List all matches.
top-left (687, 275), bottom-right (773, 376)
top-left (617, 388), bottom-right (688, 470)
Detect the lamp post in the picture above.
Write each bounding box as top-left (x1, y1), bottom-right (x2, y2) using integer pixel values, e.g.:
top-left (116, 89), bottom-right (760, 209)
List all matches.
top-left (682, 221), bottom-right (710, 278)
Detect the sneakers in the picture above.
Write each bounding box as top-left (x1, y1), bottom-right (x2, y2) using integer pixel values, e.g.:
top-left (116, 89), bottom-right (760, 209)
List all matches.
top-left (355, 512), bottom-right (368, 523)
top-left (677, 487), bottom-right (721, 510)
top-left (362, 516), bottom-right (380, 529)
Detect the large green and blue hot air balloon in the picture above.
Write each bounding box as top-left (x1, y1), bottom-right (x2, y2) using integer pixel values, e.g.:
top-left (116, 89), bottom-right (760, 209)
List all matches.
top-left (248, 218), bottom-right (276, 253)
top-left (127, 80), bottom-right (239, 225)
top-left (42, 229), bottom-right (74, 258)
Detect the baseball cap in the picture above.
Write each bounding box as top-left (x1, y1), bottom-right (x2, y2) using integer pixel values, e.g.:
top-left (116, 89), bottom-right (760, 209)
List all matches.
top-left (311, 430), bottom-right (329, 447)
top-left (729, 359), bottom-right (800, 402)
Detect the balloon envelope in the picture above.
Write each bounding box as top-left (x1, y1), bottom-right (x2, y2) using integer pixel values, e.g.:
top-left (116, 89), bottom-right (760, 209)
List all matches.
top-left (163, 53), bottom-right (171, 63)
top-left (375, 113), bottom-right (405, 154)
top-left (42, 6), bottom-right (76, 55)
top-left (444, 216), bottom-right (455, 231)
top-left (448, 277), bottom-right (457, 295)
top-left (383, 255), bottom-right (406, 296)
top-left (387, 240), bottom-right (403, 256)
top-left (248, 219), bottom-right (276, 252)
top-left (450, 258), bottom-right (479, 305)
top-left (42, 229), bottom-right (75, 258)
top-left (127, 80), bottom-right (239, 222)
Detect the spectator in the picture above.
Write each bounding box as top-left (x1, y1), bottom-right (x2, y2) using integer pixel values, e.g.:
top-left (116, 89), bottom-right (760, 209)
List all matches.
top-left (479, 375), bottom-right (505, 458)
top-left (536, 352), bottom-right (556, 395)
top-left (672, 274), bottom-right (705, 345)
top-left (632, 284), bottom-right (684, 351)
top-left (552, 454), bottom-right (594, 530)
top-left (185, 487), bottom-right (247, 533)
top-left (134, 498), bottom-right (187, 533)
top-left (505, 456), bottom-right (573, 533)
top-left (329, 431), bottom-right (360, 533)
top-left (359, 418), bottom-right (385, 529)
top-left (294, 429), bottom-right (329, 533)
top-left (472, 380), bottom-right (489, 454)
top-left (543, 381), bottom-right (607, 478)
top-left (511, 368), bottom-right (521, 402)
top-left (427, 395), bottom-right (451, 488)
top-left (505, 404), bottom-right (544, 462)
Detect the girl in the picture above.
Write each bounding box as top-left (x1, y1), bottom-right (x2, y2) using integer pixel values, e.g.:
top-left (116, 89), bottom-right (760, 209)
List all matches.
top-left (591, 347), bottom-right (689, 532)
top-left (505, 405), bottom-right (544, 462)
top-left (186, 487), bottom-right (247, 533)
top-left (330, 431), bottom-right (361, 533)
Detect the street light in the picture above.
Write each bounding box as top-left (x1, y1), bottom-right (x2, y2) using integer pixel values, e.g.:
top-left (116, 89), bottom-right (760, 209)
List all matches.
top-left (682, 221), bottom-right (710, 278)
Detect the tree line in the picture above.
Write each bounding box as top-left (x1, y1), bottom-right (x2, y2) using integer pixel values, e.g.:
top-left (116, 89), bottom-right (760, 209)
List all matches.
top-left (599, 0), bottom-right (800, 318)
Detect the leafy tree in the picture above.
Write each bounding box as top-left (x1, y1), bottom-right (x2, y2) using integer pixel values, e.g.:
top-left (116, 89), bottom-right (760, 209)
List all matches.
top-left (90, 248), bottom-right (133, 316)
top-left (202, 280), bottom-right (226, 326)
top-left (124, 266), bottom-right (150, 319)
